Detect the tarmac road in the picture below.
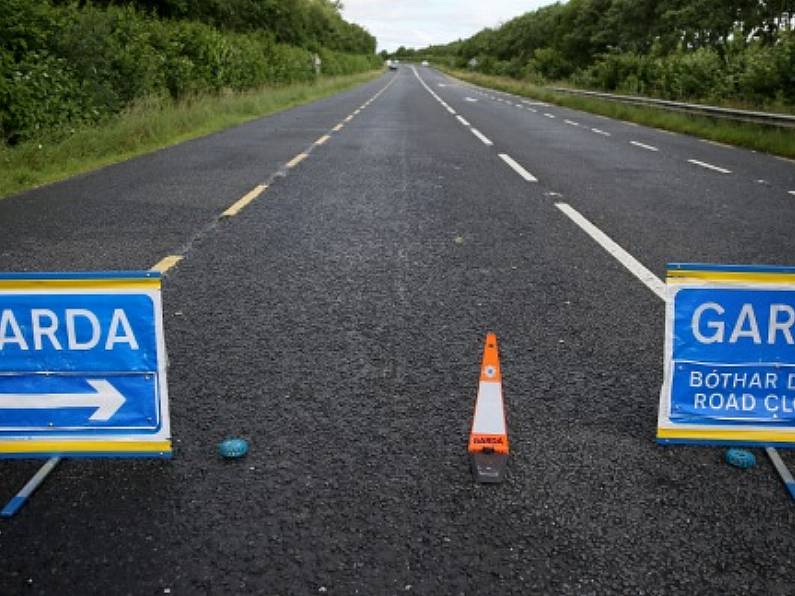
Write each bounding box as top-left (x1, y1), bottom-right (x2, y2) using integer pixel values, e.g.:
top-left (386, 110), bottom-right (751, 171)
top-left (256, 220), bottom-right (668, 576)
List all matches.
top-left (1, 65), bottom-right (794, 595)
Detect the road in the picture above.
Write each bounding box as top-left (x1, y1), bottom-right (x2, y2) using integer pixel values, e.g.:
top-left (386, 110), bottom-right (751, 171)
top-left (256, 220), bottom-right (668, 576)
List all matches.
top-left (1, 65), bottom-right (794, 595)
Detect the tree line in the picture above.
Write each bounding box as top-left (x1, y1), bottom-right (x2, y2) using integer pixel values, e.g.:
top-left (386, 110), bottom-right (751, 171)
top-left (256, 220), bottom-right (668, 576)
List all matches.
top-left (406, 0), bottom-right (795, 107)
top-left (1, 0), bottom-right (379, 145)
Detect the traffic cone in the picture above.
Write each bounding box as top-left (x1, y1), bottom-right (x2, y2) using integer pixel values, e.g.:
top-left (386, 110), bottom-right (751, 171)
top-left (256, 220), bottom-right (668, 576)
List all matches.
top-left (468, 333), bottom-right (509, 483)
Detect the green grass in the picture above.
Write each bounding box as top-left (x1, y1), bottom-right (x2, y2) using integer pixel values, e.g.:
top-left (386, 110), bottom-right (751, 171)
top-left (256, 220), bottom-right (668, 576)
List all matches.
top-left (0, 70), bottom-right (383, 199)
top-left (439, 68), bottom-right (795, 161)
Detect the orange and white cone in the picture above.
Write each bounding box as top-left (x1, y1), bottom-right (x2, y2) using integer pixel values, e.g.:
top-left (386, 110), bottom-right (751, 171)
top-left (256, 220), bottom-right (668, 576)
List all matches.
top-left (468, 333), bottom-right (509, 483)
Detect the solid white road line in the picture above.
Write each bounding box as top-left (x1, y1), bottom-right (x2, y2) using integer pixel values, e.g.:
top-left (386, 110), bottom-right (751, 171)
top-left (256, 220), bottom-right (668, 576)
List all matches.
top-left (630, 141), bottom-right (659, 152)
top-left (701, 139), bottom-right (733, 149)
top-left (554, 202), bottom-right (666, 300)
top-left (499, 154), bottom-right (538, 182)
top-left (591, 128), bottom-right (611, 136)
top-left (470, 128), bottom-right (494, 146)
top-left (688, 159), bottom-right (731, 174)
top-left (564, 120), bottom-right (580, 126)
top-left (456, 115), bottom-right (471, 126)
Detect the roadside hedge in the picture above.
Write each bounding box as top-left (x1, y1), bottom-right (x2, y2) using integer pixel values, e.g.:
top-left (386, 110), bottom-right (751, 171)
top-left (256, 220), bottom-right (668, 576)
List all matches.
top-left (0, 1), bottom-right (381, 144)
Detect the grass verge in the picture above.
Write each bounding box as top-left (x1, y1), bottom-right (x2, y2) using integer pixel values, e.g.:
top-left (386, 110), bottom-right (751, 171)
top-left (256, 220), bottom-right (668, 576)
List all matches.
top-left (439, 68), bottom-right (795, 161)
top-left (0, 70), bottom-right (383, 199)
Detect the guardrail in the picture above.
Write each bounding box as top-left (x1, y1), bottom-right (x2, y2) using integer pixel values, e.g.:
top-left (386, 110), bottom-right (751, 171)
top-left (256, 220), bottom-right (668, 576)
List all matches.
top-left (548, 87), bottom-right (795, 128)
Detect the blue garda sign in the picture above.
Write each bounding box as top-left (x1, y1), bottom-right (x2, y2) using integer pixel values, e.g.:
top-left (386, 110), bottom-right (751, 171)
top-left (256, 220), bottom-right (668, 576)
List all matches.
top-left (0, 272), bottom-right (171, 458)
top-left (658, 264), bottom-right (795, 447)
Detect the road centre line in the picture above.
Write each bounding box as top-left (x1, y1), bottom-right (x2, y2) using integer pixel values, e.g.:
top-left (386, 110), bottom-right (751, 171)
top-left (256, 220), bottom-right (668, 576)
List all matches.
top-left (315, 135), bottom-right (330, 145)
top-left (470, 128), bottom-right (494, 146)
top-left (446, 106), bottom-right (456, 114)
top-left (630, 141), bottom-right (659, 152)
top-left (332, 123), bottom-right (344, 131)
top-left (591, 128), bottom-right (611, 136)
top-left (544, 113), bottom-right (556, 119)
top-left (286, 153), bottom-right (308, 169)
top-left (564, 120), bottom-right (580, 126)
top-left (498, 154), bottom-right (538, 182)
top-left (456, 115), bottom-right (471, 126)
top-left (344, 115), bottom-right (354, 122)
top-left (221, 184), bottom-right (268, 218)
top-left (688, 159), bottom-right (731, 174)
top-left (789, 190), bottom-right (795, 196)
top-left (554, 202), bottom-right (666, 300)
top-left (151, 255), bottom-right (184, 274)
top-left (527, 108), bottom-right (537, 113)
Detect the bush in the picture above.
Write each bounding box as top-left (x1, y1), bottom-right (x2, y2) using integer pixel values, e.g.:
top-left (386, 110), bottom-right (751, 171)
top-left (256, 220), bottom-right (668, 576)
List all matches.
top-left (0, 1), bottom-right (380, 144)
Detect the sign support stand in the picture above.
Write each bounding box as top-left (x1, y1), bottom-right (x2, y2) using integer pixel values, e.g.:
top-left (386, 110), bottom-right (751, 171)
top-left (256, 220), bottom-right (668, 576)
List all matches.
top-left (766, 448), bottom-right (795, 501)
top-left (658, 263), bottom-right (795, 501)
top-left (1, 457), bottom-right (61, 518)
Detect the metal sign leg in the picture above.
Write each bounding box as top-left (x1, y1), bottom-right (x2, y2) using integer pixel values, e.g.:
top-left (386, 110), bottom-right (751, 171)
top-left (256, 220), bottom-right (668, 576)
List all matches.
top-left (1, 457), bottom-right (61, 518)
top-left (766, 448), bottom-right (795, 502)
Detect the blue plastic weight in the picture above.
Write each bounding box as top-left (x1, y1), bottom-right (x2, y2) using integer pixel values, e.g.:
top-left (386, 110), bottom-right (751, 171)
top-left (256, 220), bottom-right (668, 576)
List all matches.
top-left (218, 437), bottom-right (249, 459)
top-left (725, 448), bottom-right (756, 469)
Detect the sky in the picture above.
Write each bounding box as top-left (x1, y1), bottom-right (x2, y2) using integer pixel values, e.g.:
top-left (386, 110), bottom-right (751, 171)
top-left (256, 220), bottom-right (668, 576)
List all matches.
top-left (341, 0), bottom-right (553, 53)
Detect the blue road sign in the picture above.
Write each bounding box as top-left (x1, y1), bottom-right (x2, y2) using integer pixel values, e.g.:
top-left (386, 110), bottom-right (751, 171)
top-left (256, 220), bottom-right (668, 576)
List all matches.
top-left (658, 264), bottom-right (795, 447)
top-left (0, 272), bottom-right (171, 458)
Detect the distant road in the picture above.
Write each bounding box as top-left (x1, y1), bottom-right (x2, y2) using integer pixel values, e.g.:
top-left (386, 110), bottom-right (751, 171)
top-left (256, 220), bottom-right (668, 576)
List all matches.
top-left (1, 65), bottom-right (794, 595)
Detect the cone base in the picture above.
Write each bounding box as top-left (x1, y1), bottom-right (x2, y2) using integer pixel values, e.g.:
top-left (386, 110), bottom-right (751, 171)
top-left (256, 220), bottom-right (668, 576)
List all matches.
top-left (470, 452), bottom-right (508, 483)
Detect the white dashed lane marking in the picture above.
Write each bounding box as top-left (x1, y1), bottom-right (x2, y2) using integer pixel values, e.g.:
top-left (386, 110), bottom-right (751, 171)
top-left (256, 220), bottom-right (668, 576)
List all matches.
top-left (630, 141), bottom-right (659, 152)
top-left (470, 128), bottom-right (494, 146)
top-left (498, 154), bottom-right (538, 182)
top-left (688, 159), bottom-right (731, 174)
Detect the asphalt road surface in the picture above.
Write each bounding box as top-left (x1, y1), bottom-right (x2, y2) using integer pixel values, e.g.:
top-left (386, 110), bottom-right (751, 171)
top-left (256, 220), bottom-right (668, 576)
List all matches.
top-left (2, 66), bottom-right (795, 595)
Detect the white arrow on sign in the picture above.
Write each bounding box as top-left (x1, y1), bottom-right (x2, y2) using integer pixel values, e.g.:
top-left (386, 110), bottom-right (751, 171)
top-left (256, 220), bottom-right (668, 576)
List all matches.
top-left (0, 379), bottom-right (126, 421)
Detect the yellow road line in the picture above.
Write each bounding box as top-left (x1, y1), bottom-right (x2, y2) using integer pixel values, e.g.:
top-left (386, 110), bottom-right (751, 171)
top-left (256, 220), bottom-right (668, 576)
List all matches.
top-left (221, 184), bottom-right (268, 218)
top-left (315, 135), bottom-right (331, 145)
top-left (286, 153), bottom-right (308, 169)
top-left (151, 255), bottom-right (183, 274)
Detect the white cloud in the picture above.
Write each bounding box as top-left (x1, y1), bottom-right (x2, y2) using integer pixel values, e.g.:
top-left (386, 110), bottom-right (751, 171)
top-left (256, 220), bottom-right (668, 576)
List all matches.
top-left (341, 0), bottom-right (553, 52)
